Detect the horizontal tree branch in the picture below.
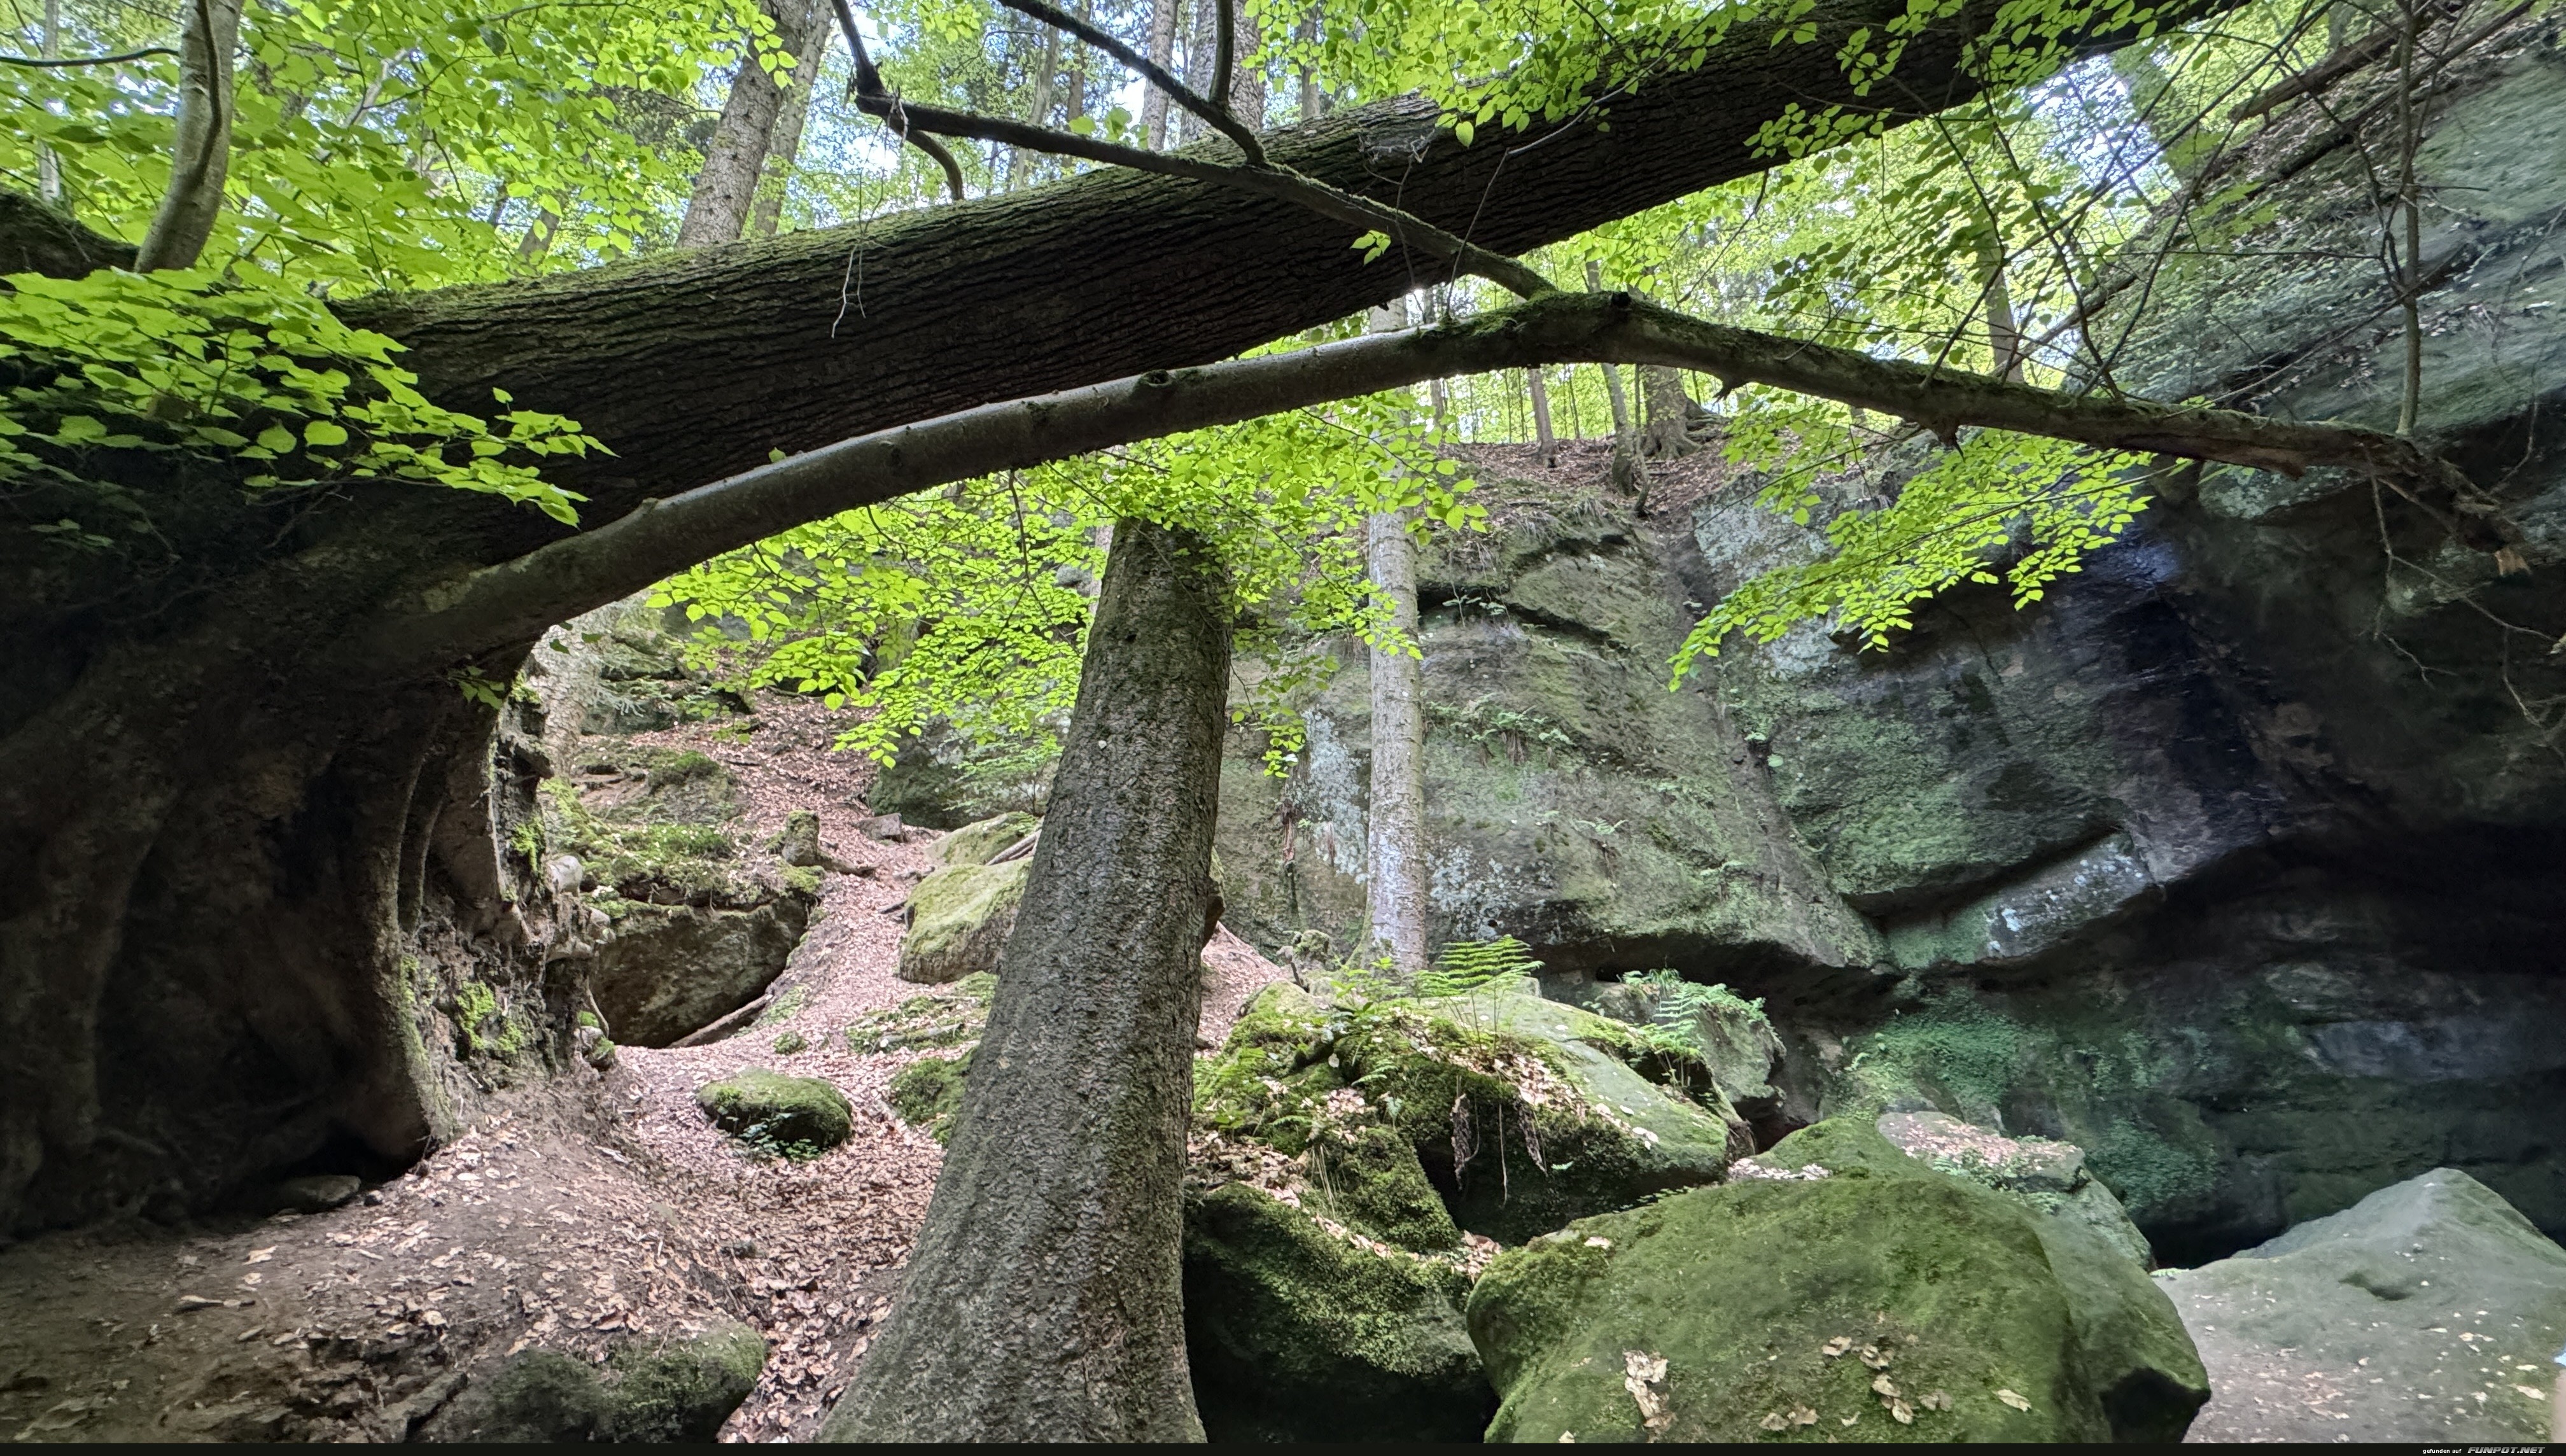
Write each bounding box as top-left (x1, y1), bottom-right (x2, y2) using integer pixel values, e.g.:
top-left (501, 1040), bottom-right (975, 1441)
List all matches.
top-left (846, 88), bottom-right (1556, 297)
top-left (357, 0), bottom-right (2247, 563)
top-left (1, 46), bottom-right (178, 67)
top-left (985, 0), bottom-right (1263, 164)
top-left (366, 291), bottom-right (2465, 675)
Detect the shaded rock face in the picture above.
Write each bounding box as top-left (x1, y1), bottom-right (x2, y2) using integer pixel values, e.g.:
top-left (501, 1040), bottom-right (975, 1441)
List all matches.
top-left (2162, 1168), bottom-right (2566, 1443)
top-left (1214, 34), bottom-right (2566, 1261)
top-left (1466, 1119), bottom-right (2208, 1443)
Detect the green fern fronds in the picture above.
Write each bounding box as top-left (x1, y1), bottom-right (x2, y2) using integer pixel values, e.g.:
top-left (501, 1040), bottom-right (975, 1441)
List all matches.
top-left (1421, 935), bottom-right (1544, 997)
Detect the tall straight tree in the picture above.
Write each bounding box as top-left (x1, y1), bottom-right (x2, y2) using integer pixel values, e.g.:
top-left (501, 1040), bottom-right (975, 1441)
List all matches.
top-left (747, 3), bottom-right (838, 238)
top-left (822, 518), bottom-right (1232, 1440)
top-left (1140, 0), bottom-right (1181, 148)
top-left (677, 0), bottom-right (824, 248)
top-left (1363, 295), bottom-right (1429, 978)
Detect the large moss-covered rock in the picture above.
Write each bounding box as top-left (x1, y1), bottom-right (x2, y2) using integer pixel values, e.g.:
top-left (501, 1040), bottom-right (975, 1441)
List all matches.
top-left (589, 895), bottom-right (812, 1046)
top-left (1466, 1118), bottom-right (2208, 1443)
top-left (695, 1069), bottom-right (853, 1154)
top-left (1196, 983), bottom-right (1741, 1246)
top-left (895, 860), bottom-right (1028, 984)
top-left (928, 811), bottom-right (1039, 869)
top-left (423, 1319), bottom-right (766, 1442)
top-left (2163, 1168), bottom-right (2566, 1443)
top-left (1183, 1182), bottom-right (1493, 1442)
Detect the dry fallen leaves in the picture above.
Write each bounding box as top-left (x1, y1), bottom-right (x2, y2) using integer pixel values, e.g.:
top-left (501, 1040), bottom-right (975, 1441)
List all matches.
top-left (1923, 1389), bottom-right (1953, 1411)
top-left (1889, 1396), bottom-right (1914, 1424)
top-left (1996, 1388), bottom-right (2033, 1411)
top-left (1622, 1350), bottom-right (1672, 1436)
top-left (1821, 1335), bottom-right (1852, 1358)
top-left (1858, 1341), bottom-right (1891, 1369)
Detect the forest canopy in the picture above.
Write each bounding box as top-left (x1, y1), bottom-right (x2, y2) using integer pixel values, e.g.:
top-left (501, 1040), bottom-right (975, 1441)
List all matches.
top-left (4, 0), bottom-right (2519, 743)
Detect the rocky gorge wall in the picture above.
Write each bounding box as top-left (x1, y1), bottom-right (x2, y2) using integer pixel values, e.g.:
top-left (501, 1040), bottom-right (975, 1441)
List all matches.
top-left (1215, 20), bottom-right (2566, 1264)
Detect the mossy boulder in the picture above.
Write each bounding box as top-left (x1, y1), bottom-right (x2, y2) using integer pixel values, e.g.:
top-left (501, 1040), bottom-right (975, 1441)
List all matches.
top-left (589, 893), bottom-right (812, 1046)
top-left (887, 1053), bottom-right (971, 1144)
top-left (606, 1320), bottom-right (769, 1441)
top-left (927, 811), bottom-right (1040, 869)
top-left (1194, 983), bottom-right (1741, 1246)
top-left (424, 1319), bottom-right (766, 1442)
top-left (896, 859), bottom-right (1028, 984)
top-left (1466, 1117), bottom-right (2208, 1443)
top-left (695, 1069), bottom-right (853, 1154)
top-left (1183, 1182), bottom-right (1494, 1442)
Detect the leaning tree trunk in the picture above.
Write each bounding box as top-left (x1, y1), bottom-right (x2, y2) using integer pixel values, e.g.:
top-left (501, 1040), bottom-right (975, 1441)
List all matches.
top-left (822, 518), bottom-right (1231, 1442)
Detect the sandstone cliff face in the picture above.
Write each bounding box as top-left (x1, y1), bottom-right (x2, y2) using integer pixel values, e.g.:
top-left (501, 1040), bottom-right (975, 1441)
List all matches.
top-left (1216, 27), bottom-right (2566, 1261)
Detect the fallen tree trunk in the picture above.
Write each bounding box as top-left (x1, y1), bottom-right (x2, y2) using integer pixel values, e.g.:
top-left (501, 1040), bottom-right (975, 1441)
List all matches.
top-left (822, 517), bottom-right (1230, 1441)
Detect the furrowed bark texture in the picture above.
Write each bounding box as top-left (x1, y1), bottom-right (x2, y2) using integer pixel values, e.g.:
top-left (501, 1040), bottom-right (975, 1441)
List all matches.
top-left (822, 519), bottom-right (1229, 1441)
top-left (350, 0), bottom-right (2230, 568)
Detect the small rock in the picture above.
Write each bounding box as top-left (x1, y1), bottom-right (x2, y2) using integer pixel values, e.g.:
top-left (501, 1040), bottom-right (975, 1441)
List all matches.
top-left (856, 813), bottom-right (906, 842)
top-left (545, 853), bottom-right (586, 895)
top-left (696, 1070), bottom-right (853, 1154)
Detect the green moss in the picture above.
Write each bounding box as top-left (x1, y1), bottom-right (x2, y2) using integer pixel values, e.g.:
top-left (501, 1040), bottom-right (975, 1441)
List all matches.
top-left (757, 984), bottom-right (808, 1026)
top-left (781, 864), bottom-right (821, 895)
top-left (897, 860), bottom-right (1028, 983)
top-left (846, 975), bottom-right (995, 1053)
top-left (771, 1030), bottom-right (808, 1055)
top-left (928, 811), bottom-right (1041, 869)
top-left (696, 1070), bottom-right (852, 1157)
top-left (1184, 1182), bottom-right (1491, 1442)
top-left (606, 1320), bottom-right (766, 1442)
top-left (454, 979), bottom-right (532, 1060)
top-left (536, 750), bottom-right (746, 902)
top-left (887, 1053), bottom-right (971, 1142)
top-left (1469, 1175), bottom-right (2101, 1443)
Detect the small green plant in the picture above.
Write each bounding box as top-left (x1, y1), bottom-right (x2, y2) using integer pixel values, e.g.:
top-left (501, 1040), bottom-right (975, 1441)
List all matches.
top-left (1421, 936), bottom-right (1545, 998)
top-left (771, 1030), bottom-right (808, 1055)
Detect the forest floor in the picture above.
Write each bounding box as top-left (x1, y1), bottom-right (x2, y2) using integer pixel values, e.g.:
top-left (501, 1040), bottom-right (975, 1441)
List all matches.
top-left (0, 698), bottom-right (1287, 1443)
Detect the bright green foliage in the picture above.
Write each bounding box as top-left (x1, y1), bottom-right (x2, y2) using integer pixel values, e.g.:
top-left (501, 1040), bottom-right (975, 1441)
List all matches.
top-left (1, 267), bottom-right (598, 535)
top-left (1420, 935), bottom-right (1544, 997)
top-left (653, 396), bottom-right (1482, 775)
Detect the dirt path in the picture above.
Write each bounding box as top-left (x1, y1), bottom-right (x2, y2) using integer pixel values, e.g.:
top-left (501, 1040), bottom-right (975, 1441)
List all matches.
top-left (0, 696), bottom-right (1287, 1443)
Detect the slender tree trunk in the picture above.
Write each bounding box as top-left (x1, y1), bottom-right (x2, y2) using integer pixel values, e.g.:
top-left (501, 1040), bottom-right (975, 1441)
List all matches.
top-left (1226, 0), bottom-right (1266, 129)
top-left (1361, 298), bottom-right (1430, 980)
top-left (1527, 367), bottom-right (1557, 466)
top-left (748, 3), bottom-right (834, 239)
top-left (1296, 5), bottom-right (1321, 121)
top-left (1005, 25), bottom-right (1063, 192)
top-left (822, 519), bottom-right (1230, 1441)
top-left (1588, 263), bottom-right (1645, 493)
top-left (1175, 0), bottom-right (1217, 144)
top-left (36, 0), bottom-right (62, 204)
top-left (133, 0), bottom-right (243, 271)
top-left (1981, 230), bottom-right (2026, 381)
top-left (1140, 0), bottom-right (1180, 149)
top-left (679, 0), bottom-right (818, 247)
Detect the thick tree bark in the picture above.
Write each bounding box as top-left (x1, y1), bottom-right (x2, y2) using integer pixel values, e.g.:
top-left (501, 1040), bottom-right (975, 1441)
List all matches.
top-left (352, 0), bottom-right (2224, 550)
top-left (132, 0), bottom-right (241, 270)
top-left (822, 518), bottom-right (1229, 1441)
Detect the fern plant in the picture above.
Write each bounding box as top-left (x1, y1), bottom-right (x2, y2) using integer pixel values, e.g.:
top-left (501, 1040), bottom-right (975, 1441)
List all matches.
top-left (1421, 936), bottom-right (1544, 998)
